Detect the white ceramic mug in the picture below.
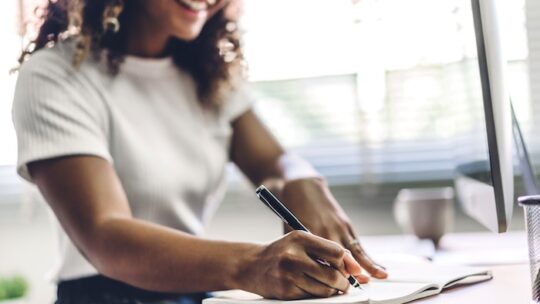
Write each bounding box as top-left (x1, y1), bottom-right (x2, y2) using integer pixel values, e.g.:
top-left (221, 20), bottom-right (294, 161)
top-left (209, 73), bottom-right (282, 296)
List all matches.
top-left (393, 187), bottom-right (455, 247)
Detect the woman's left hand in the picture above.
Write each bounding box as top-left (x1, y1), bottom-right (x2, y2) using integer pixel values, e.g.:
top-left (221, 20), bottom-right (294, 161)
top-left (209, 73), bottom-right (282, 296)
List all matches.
top-left (279, 178), bottom-right (388, 282)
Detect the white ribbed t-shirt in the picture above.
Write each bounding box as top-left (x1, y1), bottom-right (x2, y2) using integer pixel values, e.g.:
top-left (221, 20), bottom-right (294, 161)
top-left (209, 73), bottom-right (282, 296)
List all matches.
top-left (12, 40), bottom-right (252, 281)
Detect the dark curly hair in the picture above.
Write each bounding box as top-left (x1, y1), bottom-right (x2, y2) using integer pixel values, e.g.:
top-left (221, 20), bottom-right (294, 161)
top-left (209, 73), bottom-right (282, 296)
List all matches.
top-left (19, 0), bottom-right (245, 106)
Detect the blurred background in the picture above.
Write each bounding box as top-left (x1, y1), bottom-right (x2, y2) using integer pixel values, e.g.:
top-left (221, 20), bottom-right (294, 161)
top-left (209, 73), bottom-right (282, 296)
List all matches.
top-left (0, 0), bottom-right (539, 302)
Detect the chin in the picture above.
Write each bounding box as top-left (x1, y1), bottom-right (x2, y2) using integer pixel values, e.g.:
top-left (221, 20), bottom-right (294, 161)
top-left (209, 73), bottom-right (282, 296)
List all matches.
top-left (171, 21), bottom-right (206, 42)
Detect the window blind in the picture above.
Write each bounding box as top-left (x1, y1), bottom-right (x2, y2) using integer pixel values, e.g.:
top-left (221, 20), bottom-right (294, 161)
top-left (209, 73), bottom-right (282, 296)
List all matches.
top-left (238, 0), bottom-right (534, 187)
top-left (249, 59), bottom-right (529, 186)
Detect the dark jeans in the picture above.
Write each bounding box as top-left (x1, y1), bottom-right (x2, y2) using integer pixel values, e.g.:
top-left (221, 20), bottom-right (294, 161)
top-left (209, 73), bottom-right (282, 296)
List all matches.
top-left (56, 275), bottom-right (211, 304)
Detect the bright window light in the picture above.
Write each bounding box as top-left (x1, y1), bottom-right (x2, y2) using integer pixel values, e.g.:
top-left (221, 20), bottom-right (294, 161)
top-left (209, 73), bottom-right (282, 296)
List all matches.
top-left (0, 0), bottom-right (20, 166)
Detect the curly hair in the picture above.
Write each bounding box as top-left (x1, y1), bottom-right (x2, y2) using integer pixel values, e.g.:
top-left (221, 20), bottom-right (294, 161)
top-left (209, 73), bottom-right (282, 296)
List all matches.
top-left (19, 0), bottom-right (245, 106)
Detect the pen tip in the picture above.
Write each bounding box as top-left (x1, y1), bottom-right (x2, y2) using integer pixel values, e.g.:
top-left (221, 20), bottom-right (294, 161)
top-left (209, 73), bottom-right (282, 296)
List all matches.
top-left (348, 276), bottom-right (363, 290)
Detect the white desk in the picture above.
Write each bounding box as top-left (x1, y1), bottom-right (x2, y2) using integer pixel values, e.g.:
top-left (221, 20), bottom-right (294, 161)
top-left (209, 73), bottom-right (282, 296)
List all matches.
top-left (361, 232), bottom-right (532, 303)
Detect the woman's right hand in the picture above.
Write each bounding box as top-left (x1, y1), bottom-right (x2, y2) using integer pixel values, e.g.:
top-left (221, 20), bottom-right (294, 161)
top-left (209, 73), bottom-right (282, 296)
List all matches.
top-left (235, 231), bottom-right (365, 300)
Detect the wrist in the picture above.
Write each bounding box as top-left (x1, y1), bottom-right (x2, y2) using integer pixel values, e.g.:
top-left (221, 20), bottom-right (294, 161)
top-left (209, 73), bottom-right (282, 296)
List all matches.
top-left (227, 242), bottom-right (264, 291)
top-left (264, 176), bottom-right (327, 201)
top-left (260, 177), bottom-right (286, 198)
top-left (281, 177), bottom-right (341, 214)
top-left (284, 176), bottom-right (327, 188)
top-left (281, 176), bottom-right (329, 203)
top-left (278, 153), bottom-right (322, 181)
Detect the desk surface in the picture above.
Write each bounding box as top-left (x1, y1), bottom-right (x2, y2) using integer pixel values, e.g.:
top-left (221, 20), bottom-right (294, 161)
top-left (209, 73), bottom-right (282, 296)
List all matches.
top-left (361, 232), bottom-right (532, 303)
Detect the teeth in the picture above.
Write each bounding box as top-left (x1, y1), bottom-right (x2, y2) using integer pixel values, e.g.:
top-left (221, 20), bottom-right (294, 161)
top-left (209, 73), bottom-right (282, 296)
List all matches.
top-left (178, 0), bottom-right (209, 11)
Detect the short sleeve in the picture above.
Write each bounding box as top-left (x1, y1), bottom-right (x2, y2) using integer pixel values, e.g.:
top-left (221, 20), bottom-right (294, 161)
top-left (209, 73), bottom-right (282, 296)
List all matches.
top-left (221, 83), bottom-right (254, 122)
top-left (12, 50), bottom-right (112, 182)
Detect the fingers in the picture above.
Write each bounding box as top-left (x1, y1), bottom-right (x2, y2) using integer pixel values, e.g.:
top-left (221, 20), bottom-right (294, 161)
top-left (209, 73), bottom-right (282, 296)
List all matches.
top-left (293, 232), bottom-right (347, 270)
top-left (273, 234), bottom-right (347, 299)
top-left (295, 274), bottom-right (342, 299)
top-left (342, 251), bottom-right (363, 277)
top-left (344, 227), bottom-right (388, 279)
top-left (301, 256), bottom-right (350, 293)
top-left (276, 283), bottom-right (311, 300)
top-left (350, 245), bottom-right (387, 279)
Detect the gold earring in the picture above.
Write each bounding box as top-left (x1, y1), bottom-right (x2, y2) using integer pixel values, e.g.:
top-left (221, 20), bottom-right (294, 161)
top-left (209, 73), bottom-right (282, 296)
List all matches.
top-left (103, 0), bottom-right (124, 33)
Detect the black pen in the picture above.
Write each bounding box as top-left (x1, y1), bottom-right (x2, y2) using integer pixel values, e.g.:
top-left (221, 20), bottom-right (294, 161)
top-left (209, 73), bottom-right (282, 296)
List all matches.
top-left (255, 185), bottom-right (363, 290)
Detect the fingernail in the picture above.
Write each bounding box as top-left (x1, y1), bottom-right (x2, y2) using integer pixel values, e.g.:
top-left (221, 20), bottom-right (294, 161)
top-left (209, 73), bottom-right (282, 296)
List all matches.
top-left (375, 267), bottom-right (388, 278)
top-left (356, 274), bottom-right (370, 284)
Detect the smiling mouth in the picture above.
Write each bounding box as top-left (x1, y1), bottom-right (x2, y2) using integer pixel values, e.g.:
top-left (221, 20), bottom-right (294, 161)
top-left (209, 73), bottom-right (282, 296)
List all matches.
top-left (175, 0), bottom-right (216, 12)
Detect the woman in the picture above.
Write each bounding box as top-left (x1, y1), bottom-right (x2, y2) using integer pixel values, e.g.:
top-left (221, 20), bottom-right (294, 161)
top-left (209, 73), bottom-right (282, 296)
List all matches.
top-left (12, 0), bottom-right (387, 303)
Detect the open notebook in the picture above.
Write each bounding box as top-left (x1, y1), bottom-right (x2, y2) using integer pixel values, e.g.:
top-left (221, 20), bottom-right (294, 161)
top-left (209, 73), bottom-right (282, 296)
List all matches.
top-left (204, 262), bottom-right (492, 304)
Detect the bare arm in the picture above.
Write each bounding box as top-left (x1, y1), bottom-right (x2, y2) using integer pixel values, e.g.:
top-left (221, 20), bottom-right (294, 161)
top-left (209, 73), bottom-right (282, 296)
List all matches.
top-left (230, 110), bottom-right (388, 280)
top-left (230, 110), bottom-right (285, 187)
top-left (29, 155), bottom-right (357, 298)
top-left (29, 156), bottom-right (252, 293)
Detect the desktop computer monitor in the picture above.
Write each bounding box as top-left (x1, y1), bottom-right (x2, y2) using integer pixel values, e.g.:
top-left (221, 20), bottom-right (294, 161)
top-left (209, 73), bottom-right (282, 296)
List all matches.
top-left (454, 0), bottom-right (514, 233)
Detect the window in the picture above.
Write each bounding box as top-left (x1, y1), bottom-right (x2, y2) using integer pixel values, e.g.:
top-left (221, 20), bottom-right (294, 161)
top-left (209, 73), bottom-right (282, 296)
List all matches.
top-left (241, 0), bottom-right (533, 185)
top-left (0, 0), bottom-right (23, 203)
top-left (526, 0), bottom-right (540, 166)
top-left (0, 0), bottom-right (534, 197)
top-left (0, 0), bottom-right (20, 167)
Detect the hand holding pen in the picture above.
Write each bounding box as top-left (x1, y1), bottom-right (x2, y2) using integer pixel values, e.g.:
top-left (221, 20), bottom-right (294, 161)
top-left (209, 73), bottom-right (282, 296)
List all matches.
top-left (237, 230), bottom-right (364, 300)
top-left (256, 185), bottom-right (365, 291)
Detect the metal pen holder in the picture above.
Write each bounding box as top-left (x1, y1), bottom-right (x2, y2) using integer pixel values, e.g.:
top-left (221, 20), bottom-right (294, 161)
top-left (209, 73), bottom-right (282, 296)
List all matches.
top-left (519, 195), bottom-right (540, 303)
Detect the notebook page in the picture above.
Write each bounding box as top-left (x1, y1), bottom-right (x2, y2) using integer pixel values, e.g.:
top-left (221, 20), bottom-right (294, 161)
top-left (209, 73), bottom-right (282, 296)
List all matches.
top-left (204, 263), bottom-right (491, 304)
top-left (205, 289), bottom-right (369, 304)
top-left (364, 281), bottom-right (439, 304)
top-left (376, 261), bottom-right (491, 287)
top-left (206, 282), bottom-right (436, 304)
